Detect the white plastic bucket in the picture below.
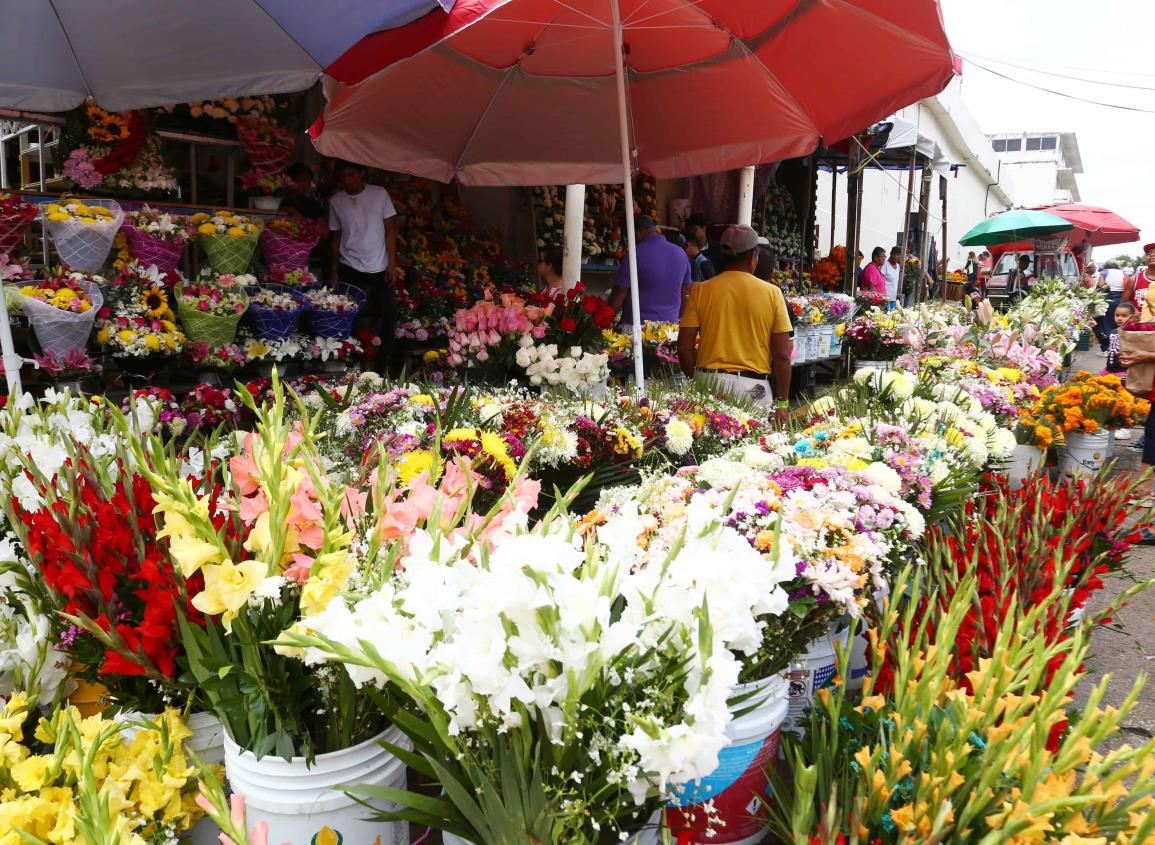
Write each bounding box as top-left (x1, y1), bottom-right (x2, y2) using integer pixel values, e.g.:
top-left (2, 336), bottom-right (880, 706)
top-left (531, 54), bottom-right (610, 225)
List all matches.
top-left (816, 326), bottom-right (833, 358)
top-left (845, 628), bottom-right (871, 693)
top-left (224, 728), bottom-right (409, 845)
top-left (666, 674), bottom-right (788, 845)
top-left (808, 330), bottom-right (822, 360)
top-left (782, 627), bottom-right (848, 739)
top-left (794, 328), bottom-right (810, 364)
top-left (443, 813), bottom-right (660, 845)
top-left (1006, 444), bottom-right (1044, 489)
top-left (1058, 430), bottom-right (1111, 477)
top-left (853, 360), bottom-right (895, 374)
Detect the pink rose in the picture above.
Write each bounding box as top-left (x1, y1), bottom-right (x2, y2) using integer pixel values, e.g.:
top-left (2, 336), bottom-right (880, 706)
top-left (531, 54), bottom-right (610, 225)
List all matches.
top-left (198, 301), bottom-right (210, 312)
top-left (532, 325), bottom-right (546, 339)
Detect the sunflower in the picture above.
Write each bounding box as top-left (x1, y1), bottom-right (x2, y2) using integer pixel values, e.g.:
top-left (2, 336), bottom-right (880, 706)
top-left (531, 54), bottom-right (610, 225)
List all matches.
top-left (141, 286), bottom-right (171, 319)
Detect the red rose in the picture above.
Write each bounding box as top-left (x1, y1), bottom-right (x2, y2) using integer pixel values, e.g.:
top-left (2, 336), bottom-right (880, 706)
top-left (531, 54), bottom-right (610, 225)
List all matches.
top-left (582, 297), bottom-right (600, 314)
top-left (560, 317), bottom-right (576, 332)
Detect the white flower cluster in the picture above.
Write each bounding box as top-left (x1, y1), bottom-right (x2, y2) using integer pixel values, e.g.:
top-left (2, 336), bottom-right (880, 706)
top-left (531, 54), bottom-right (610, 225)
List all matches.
top-left (514, 340), bottom-right (609, 390)
top-left (290, 516), bottom-right (783, 804)
top-left (0, 536), bottom-right (70, 708)
top-left (0, 390), bottom-right (119, 513)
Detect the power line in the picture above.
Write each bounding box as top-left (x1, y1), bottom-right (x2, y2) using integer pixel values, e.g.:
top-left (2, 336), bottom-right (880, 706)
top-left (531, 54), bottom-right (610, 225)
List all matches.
top-left (958, 50), bottom-right (1155, 91)
top-left (958, 49), bottom-right (1155, 79)
top-left (963, 59), bottom-right (1155, 114)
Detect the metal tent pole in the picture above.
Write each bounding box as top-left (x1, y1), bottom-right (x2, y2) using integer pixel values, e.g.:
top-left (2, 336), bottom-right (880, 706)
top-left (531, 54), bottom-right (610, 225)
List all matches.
top-left (612, 0), bottom-right (644, 393)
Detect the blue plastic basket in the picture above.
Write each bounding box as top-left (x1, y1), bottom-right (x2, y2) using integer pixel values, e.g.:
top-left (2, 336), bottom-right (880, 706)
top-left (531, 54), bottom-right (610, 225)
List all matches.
top-left (244, 284), bottom-right (307, 341)
top-left (303, 283), bottom-right (366, 338)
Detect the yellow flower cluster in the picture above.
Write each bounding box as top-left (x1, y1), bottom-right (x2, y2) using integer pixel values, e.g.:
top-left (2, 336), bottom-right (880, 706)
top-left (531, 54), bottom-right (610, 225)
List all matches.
top-left (191, 210), bottom-right (260, 238)
top-left (443, 427), bottom-right (518, 481)
top-left (43, 201), bottom-right (116, 225)
top-left (19, 284), bottom-right (91, 313)
top-left (0, 694), bottom-right (205, 845)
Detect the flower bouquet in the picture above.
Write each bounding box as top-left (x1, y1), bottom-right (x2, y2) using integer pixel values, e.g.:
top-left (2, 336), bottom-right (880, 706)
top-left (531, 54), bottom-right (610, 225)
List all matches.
top-left (121, 206), bottom-right (191, 273)
top-left (260, 216), bottom-right (319, 271)
top-left (2, 429), bottom-right (208, 714)
top-left (32, 348), bottom-right (102, 386)
top-left (122, 387), bottom-right (189, 438)
top-left (180, 382), bottom-right (242, 430)
top-left (97, 262), bottom-right (186, 361)
top-left (514, 340), bottom-right (609, 394)
top-left (841, 309), bottom-right (908, 363)
top-left (303, 283), bottom-right (365, 338)
top-left (236, 115), bottom-right (295, 195)
top-left (0, 192), bottom-right (37, 257)
top-left (192, 210), bottom-right (263, 274)
top-left (264, 266), bottom-right (317, 288)
top-left (176, 272), bottom-right (251, 346)
top-left (447, 291), bottom-right (549, 370)
top-left (244, 283), bottom-right (307, 340)
top-left (41, 198), bottom-right (124, 272)
top-left (132, 383), bottom-right (385, 765)
top-left (19, 269), bottom-right (105, 356)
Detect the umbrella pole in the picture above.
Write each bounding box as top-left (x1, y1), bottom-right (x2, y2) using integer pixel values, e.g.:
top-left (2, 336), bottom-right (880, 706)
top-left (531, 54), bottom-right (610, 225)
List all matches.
top-left (611, 0), bottom-right (644, 394)
top-left (0, 287), bottom-right (21, 395)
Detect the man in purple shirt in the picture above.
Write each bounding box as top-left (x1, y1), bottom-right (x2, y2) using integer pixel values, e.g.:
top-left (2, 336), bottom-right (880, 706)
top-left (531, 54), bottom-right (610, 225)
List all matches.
top-left (608, 216), bottom-right (693, 326)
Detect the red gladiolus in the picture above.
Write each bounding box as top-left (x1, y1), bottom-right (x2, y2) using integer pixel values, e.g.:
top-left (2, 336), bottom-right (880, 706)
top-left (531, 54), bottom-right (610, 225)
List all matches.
top-left (9, 452), bottom-right (213, 689)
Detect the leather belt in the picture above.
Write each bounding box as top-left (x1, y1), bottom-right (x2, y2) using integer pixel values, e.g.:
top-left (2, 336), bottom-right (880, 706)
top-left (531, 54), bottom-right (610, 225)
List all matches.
top-left (698, 367), bottom-right (770, 381)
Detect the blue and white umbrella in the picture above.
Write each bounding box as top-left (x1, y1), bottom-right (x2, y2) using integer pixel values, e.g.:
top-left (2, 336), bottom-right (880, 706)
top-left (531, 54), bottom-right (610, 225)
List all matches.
top-left (0, 0), bottom-right (453, 112)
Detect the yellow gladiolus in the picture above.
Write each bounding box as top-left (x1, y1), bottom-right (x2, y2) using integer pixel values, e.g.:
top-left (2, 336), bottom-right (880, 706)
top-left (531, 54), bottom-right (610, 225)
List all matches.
top-left (192, 560), bottom-right (268, 630)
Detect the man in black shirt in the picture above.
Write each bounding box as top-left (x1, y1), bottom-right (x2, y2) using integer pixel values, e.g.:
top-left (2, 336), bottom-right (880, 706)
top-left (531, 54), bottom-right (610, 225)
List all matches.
top-left (279, 163), bottom-right (325, 221)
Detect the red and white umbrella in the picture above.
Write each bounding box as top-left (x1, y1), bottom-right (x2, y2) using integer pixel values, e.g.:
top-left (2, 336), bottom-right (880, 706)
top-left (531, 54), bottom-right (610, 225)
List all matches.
top-left (314, 0), bottom-right (957, 387)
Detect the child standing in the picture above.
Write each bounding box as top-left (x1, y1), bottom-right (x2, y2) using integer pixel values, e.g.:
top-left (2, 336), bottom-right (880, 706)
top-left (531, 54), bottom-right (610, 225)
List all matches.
top-left (1106, 300), bottom-right (1136, 376)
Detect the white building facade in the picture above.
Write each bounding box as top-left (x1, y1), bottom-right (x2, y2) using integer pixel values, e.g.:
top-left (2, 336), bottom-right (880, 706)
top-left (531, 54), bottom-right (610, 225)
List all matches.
top-left (817, 77), bottom-right (1015, 270)
top-left (986, 131), bottom-right (1082, 206)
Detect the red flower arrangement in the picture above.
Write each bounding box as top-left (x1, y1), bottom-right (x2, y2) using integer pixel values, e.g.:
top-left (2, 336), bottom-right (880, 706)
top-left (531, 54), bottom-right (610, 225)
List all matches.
top-left (10, 451), bottom-right (211, 710)
top-left (875, 472), bottom-right (1138, 703)
top-left (182, 383), bottom-right (242, 430)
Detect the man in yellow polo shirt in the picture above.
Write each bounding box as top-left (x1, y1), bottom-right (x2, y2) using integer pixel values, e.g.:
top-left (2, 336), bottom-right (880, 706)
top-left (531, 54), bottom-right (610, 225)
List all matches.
top-left (677, 224), bottom-right (794, 423)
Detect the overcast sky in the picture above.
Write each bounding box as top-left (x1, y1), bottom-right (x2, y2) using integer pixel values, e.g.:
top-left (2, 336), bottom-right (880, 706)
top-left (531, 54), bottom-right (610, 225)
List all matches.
top-left (940, 0), bottom-right (1155, 262)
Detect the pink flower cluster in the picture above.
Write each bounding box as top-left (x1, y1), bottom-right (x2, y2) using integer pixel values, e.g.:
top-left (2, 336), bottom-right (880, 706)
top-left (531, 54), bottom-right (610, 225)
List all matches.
top-left (377, 459), bottom-right (541, 552)
top-left (447, 292), bottom-right (553, 367)
top-left (62, 148), bottom-right (102, 190)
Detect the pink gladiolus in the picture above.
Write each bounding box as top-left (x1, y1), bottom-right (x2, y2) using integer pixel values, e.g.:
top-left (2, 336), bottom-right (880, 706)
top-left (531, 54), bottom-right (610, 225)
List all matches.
top-left (284, 553), bottom-right (315, 583)
top-left (229, 435), bottom-right (261, 495)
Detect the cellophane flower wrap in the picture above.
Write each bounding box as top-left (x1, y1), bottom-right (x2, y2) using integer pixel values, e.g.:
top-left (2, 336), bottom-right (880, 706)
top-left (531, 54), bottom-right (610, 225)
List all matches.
top-left (260, 217), bottom-right (319, 271)
top-left (176, 272), bottom-right (251, 347)
top-left (19, 269), bottom-right (104, 357)
top-left (0, 192), bottom-right (38, 257)
top-left (192, 210), bottom-right (262, 275)
top-left (121, 206), bottom-right (191, 274)
top-left (40, 198), bottom-right (124, 272)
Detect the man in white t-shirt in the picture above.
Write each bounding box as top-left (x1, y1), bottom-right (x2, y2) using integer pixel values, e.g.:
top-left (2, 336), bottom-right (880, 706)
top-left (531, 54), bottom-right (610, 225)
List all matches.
top-left (881, 246), bottom-right (902, 308)
top-left (328, 161), bottom-right (400, 373)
